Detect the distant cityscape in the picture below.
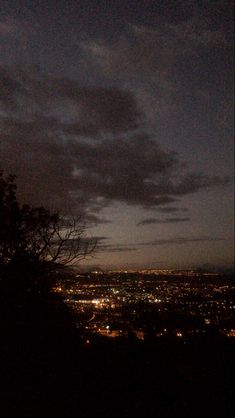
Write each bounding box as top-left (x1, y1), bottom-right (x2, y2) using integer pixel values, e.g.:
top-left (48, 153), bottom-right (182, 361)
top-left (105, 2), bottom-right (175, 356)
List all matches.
top-left (54, 270), bottom-right (235, 342)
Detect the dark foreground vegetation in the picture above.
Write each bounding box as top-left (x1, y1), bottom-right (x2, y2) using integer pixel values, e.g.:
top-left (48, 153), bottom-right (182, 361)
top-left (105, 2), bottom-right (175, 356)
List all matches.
top-left (0, 289), bottom-right (234, 418)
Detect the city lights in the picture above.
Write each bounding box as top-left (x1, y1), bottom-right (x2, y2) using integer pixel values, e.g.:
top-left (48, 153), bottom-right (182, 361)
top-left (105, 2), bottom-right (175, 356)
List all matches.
top-left (54, 270), bottom-right (235, 342)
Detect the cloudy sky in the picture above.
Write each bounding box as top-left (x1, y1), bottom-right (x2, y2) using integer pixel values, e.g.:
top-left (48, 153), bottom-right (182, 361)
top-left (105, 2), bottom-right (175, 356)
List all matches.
top-left (0, 0), bottom-right (234, 269)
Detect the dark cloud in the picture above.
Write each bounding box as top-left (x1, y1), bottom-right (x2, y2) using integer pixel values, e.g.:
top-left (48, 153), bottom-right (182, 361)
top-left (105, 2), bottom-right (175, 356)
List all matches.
top-left (97, 244), bottom-right (138, 253)
top-left (82, 13), bottom-right (231, 87)
top-left (0, 67), bottom-right (25, 110)
top-left (89, 235), bottom-right (225, 252)
top-left (138, 237), bottom-right (225, 246)
top-left (0, 66), bottom-right (229, 223)
top-left (165, 173), bottom-right (230, 195)
top-left (0, 66), bottom-right (142, 135)
top-left (90, 236), bottom-right (109, 242)
top-left (81, 10), bottom-right (233, 131)
top-left (64, 235), bottom-right (108, 247)
top-left (137, 217), bottom-right (190, 226)
top-left (156, 207), bottom-right (189, 213)
top-left (85, 214), bottom-right (111, 225)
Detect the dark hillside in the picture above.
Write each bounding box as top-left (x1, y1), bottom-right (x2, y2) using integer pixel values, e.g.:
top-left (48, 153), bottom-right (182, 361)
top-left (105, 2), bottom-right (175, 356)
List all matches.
top-left (0, 279), bottom-right (234, 418)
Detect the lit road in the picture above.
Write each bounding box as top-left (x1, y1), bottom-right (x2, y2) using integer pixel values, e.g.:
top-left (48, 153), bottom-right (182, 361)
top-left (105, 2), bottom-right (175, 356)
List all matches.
top-left (88, 313), bottom-right (96, 322)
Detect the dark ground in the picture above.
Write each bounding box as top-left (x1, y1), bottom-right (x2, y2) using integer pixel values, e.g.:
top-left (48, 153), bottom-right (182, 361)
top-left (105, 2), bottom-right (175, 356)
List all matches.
top-left (0, 290), bottom-right (234, 418)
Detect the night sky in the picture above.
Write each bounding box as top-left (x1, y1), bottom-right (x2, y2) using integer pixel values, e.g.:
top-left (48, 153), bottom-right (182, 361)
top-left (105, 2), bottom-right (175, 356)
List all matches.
top-left (0, 0), bottom-right (234, 269)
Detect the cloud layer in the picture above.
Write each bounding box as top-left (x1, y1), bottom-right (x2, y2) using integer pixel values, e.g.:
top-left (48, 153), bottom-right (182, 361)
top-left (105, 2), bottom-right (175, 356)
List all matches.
top-left (0, 66), bottom-right (229, 224)
top-left (81, 10), bottom-right (233, 133)
top-left (0, 68), bottom-right (227, 221)
top-left (137, 217), bottom-right (190, 226)
top-left (95, 235), bottom-right (225, 253)
top-left (138, 237), bottom-right (225, 247)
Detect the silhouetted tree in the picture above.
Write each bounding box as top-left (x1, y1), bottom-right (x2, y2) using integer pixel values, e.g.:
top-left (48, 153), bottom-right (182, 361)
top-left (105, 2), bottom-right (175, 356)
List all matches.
top-left (0, 171), bottom-right (96, 296)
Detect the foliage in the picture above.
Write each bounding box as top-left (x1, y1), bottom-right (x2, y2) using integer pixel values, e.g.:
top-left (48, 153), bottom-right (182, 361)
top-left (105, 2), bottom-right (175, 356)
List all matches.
top-left (0, 171), bottom-right (96, 270)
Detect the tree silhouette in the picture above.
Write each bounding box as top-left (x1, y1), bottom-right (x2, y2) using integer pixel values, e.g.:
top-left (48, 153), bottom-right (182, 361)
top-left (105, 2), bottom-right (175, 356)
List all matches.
top-left (0, 171), bottom-right (96, 294)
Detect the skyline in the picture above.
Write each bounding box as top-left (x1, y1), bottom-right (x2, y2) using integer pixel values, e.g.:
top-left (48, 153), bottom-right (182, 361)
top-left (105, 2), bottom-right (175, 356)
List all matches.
top-left (0, 0), bottom-right (234, 269)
